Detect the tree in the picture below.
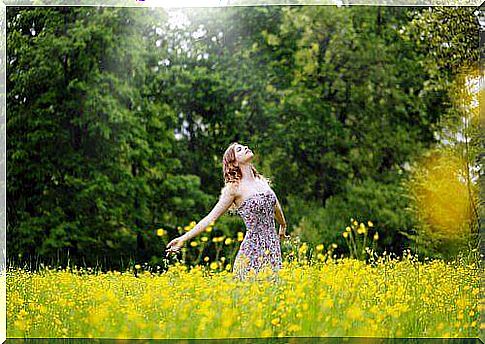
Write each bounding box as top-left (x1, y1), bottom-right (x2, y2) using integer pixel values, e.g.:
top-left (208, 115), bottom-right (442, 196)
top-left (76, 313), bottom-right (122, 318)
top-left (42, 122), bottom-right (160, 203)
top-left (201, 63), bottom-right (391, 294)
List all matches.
top-left (6, 7), bottom-right (180, 268)
top-left (400, 6), bottom-right (480, 259)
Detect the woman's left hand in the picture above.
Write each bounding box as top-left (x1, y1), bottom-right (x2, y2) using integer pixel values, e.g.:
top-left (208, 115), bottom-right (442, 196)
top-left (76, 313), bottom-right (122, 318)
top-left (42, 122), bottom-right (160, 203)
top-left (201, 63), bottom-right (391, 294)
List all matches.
top-left (279, 224), bottom-right (290, 241)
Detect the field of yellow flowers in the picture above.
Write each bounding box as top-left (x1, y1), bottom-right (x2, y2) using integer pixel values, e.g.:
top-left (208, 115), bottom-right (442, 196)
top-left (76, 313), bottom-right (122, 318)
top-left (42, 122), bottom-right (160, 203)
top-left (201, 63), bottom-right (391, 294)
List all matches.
top-left (7, 249), bottom-right (481, 339)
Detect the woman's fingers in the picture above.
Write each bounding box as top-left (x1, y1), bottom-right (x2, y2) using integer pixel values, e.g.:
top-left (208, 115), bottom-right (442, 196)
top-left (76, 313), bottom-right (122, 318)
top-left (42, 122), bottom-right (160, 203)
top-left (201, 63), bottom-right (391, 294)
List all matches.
top-left (165, 239), bottom-right (179, 256)
top-left (279, 233), bottom-right (290, 241)
top-left (166, 238), bottom-right (184, 256)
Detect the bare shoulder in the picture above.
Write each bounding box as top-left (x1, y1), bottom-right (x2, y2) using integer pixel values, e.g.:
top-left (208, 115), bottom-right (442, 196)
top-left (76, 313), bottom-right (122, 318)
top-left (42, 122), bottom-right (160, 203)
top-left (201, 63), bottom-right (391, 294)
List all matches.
top-left (260, 175), bottom-right (273, 188)
top-left (220, 182), bottom-right (239, 197)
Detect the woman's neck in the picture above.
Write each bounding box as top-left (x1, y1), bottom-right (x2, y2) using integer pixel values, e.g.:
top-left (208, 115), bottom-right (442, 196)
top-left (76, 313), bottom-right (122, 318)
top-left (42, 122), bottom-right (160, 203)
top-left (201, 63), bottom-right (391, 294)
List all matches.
top-left (240, 163), bottom-right (255, 182)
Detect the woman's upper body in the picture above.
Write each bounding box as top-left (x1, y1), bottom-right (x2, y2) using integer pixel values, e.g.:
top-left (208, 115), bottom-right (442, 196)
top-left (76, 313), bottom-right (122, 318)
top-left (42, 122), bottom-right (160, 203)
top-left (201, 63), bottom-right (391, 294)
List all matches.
top-left (166, 142), bottom-right (287, 255)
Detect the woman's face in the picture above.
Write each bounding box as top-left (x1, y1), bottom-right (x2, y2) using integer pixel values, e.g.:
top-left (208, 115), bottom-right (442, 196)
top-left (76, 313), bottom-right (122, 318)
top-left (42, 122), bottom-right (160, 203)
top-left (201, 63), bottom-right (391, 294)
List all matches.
top-left (234, 143), bottom-right (253, 164)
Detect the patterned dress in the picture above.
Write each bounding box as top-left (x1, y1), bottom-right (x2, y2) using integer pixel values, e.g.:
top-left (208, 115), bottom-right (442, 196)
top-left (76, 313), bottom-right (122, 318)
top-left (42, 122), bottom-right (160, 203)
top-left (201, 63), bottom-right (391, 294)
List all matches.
top-left (232, 189), bottom-right (283, 281)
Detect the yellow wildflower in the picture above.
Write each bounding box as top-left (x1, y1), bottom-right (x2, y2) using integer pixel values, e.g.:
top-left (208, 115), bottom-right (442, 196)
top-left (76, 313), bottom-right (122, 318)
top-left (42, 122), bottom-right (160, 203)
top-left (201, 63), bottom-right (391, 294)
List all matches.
top-left (271, 318), bottom-right (280, 326)
top-left (14, 319), bottom-right (27, 331)
top-left (373, 232), bottom-right (379, 241)
top-left (346, 305), bottom-right (363, 321)
top-left (262, 329), bottom-right (273, 336)
top-left (323, 298), bottom-right (334, 308)
top-left (368, 220), bottom-right (374, 227)
top-left (255, 319), bottom-right (264, 327)
top-left (190, 241), bottom-right (198, 247)
top-left (343, 232), bottom-right (349, 238)
top-left (299, 243), bottom-right (308, 254)
top-left (316, 244), bottom-right (324, 251)
top-left (156, 228), bottom-right (166, 236)
top-left (221, 316), bottom-right (233, 328)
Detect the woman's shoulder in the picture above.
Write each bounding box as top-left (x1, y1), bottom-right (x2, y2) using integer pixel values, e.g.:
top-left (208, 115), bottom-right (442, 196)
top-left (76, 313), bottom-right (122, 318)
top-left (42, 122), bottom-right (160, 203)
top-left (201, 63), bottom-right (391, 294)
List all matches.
top-left (221, 181), bottom-right (239, 197)
top-left (258, 175), bottom-right (273, 187)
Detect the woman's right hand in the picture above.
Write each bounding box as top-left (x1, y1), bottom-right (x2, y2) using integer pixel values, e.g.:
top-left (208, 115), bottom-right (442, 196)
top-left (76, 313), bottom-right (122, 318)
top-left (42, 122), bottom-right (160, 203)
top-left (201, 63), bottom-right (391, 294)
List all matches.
top-left (166, 236), bottom-right (185, 256)
top-left (279, 224), bottom-right (290, 241)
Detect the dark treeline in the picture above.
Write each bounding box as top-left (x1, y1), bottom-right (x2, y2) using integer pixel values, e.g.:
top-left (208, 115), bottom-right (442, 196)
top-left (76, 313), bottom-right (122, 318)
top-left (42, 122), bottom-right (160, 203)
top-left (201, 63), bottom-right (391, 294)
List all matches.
top-left (6, 6), bottom-right (480, 270)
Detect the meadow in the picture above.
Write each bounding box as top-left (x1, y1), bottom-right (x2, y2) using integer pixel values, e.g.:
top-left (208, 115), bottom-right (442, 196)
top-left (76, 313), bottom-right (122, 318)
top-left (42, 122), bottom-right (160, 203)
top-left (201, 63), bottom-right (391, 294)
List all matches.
top-left (7, 250), bottom-right (481, 339)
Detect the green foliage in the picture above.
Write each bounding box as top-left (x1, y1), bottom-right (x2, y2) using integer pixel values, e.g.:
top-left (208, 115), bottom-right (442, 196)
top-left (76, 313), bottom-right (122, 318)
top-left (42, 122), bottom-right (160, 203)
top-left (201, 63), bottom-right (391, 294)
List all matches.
top-left (402, 7), bottom-right (479, 74)
top-left (291, 178), bottom-right (414, 255)
top-left (399, 7), bottom-right (480, 260)
top-left (6, 7), bottom-right (202, 269)
top-left (254, 6), bottom-right (446, 206)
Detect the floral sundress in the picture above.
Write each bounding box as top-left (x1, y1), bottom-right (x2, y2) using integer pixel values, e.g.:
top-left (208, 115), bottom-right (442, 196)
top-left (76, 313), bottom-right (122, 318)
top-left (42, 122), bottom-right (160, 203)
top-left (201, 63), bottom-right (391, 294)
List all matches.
top-left (232, 189), bottom-right (283, 281)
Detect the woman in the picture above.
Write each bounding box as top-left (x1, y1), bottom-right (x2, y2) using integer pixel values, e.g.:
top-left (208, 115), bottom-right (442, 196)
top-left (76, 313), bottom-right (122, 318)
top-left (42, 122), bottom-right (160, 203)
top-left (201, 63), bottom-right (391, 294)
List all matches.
top-left (165, 142), bottom-right (289, 281)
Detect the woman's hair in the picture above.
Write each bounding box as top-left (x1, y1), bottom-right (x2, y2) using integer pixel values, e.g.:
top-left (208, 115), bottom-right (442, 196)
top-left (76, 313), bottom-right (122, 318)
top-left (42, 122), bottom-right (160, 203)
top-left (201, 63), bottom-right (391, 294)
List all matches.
top-left (222, 142), bottom-right (272, 213)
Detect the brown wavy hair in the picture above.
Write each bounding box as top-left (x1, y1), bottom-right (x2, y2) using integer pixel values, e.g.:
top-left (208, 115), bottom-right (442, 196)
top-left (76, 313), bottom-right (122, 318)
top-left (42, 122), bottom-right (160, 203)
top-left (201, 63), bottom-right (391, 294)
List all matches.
top-left (222, 142), bottom-right (272, 213)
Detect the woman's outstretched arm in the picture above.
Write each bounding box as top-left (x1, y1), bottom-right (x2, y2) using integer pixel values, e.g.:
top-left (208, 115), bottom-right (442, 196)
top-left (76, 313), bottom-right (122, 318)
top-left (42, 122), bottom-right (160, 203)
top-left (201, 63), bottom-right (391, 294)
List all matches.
top-left (180, 183), bottom-right (237, 242)
top-left (274, 196), bottom-right (287, 228)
